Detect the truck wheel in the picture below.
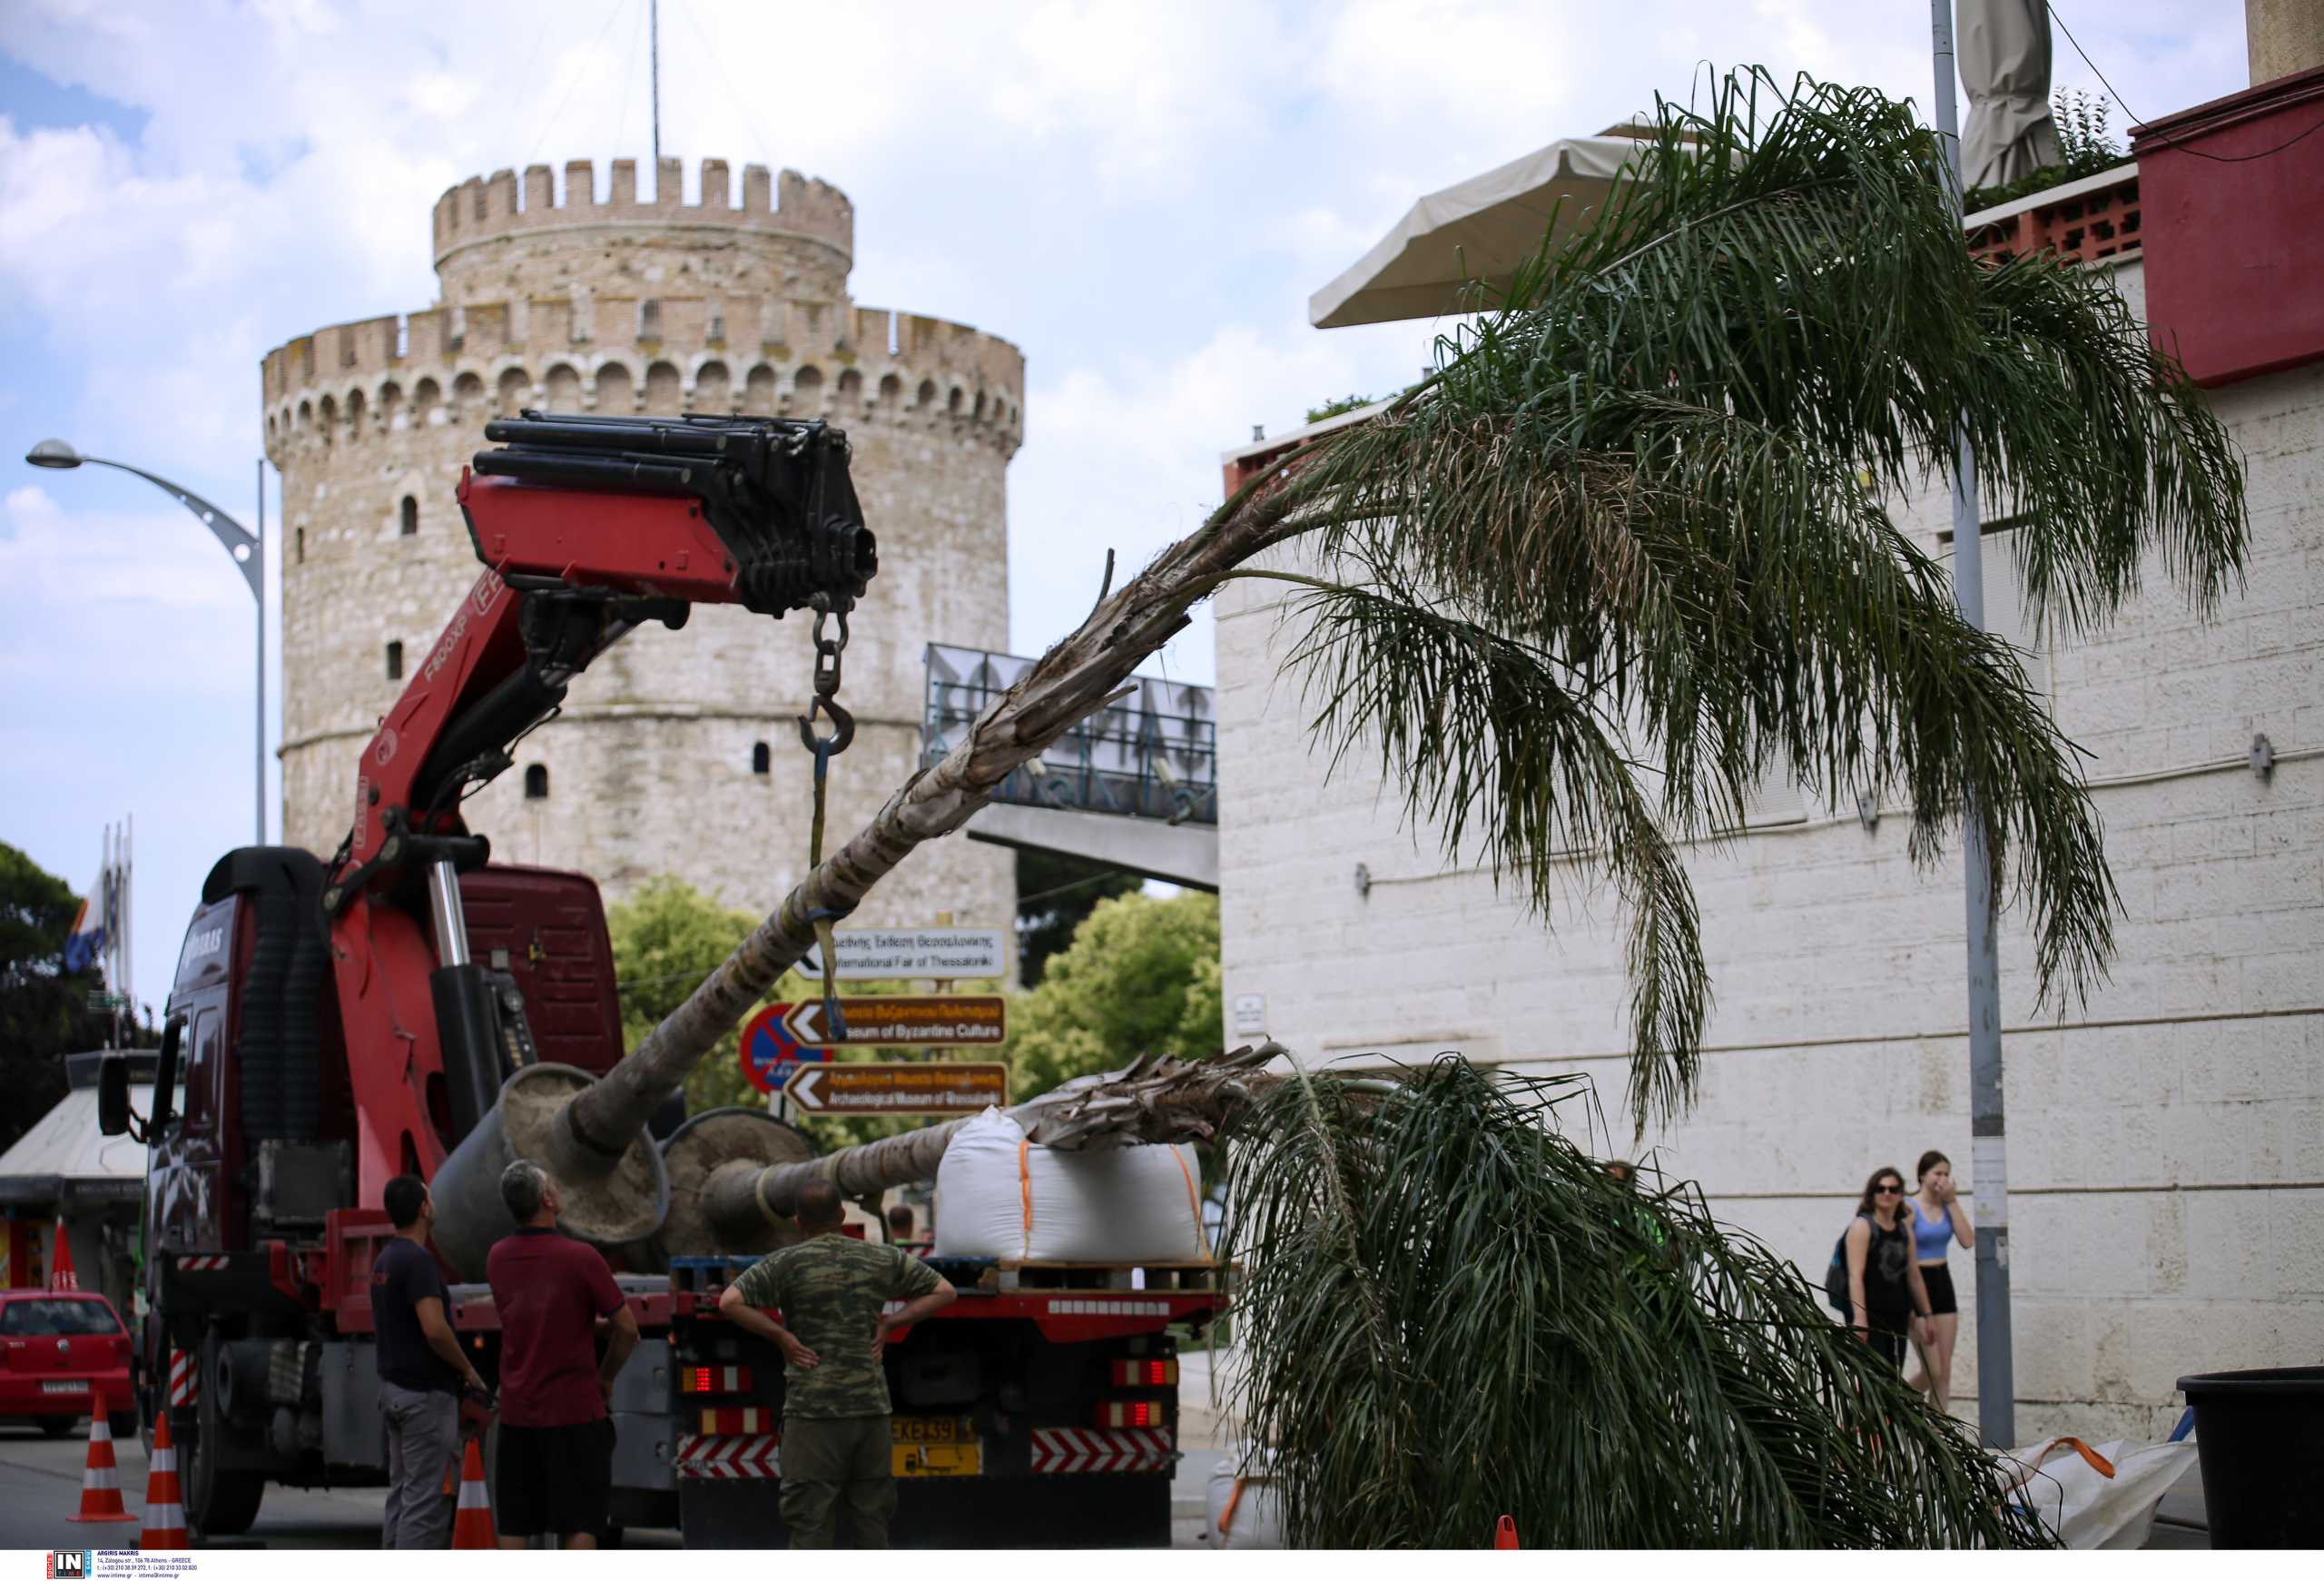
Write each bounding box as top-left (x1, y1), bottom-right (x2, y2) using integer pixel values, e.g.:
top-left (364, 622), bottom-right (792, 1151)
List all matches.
top-left (188, 1332), bottom-right (265, 1538)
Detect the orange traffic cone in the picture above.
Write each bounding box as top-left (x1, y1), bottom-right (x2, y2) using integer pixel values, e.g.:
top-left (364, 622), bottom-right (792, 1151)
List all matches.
top-left (451, 1438), bottom-right (496, 1548)
top-left (139, 1410), bottom-right (189, 1548)
top-left (1493, 1514), bottom-right (1519, 1549)
top-left (65, 1413), bottom-right (137, 1523)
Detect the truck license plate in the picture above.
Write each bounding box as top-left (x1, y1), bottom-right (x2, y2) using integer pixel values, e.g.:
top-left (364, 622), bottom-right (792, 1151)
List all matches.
top-left (891, 1415), bottom-right (975, 1444)
top-left (42, 1380), bottom-right (85, 1396)
top-left (892, 1442), bottom-right (982, 1477)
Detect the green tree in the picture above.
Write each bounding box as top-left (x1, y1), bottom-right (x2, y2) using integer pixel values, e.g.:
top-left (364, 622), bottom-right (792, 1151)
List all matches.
top-left (1305, 393), bottom-right (1378, 425)
top-left (1008, 890), bottom-right (1223, 1102)
top-left (608, 877), bottom-right (765, 1114)
top-left (0, 841), bottom-right (114, 1152)
top-left (1014, 848), bottom-right (1143, 985)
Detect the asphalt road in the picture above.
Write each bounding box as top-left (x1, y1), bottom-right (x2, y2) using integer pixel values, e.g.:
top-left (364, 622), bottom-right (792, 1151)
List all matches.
top-left (1, 1422), bottom-right (1223, 1550)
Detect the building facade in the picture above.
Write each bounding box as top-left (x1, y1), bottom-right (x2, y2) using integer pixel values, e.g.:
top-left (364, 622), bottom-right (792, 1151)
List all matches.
top-left (1216, 73), bottom-right (2323, 1441)
top-left (261, 156), bottom-right (1021, 939)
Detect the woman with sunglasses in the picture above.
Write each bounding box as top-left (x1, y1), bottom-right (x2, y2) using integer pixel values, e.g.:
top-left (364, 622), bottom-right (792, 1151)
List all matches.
top-left (1842, 1166), bottom-right (1935, 1372)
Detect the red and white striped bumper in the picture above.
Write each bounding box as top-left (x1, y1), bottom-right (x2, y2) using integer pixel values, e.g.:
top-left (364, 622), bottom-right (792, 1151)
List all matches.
top-left (167, 1349), bottom-right (200, 1408)
top-left (1029, 1427), bottom-right (1176, 1475)
top-left (675, 1433), bottom-right (782, 1479)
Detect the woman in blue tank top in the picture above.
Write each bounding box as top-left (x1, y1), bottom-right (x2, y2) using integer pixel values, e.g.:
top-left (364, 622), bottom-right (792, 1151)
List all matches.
top-left (1911, 1150), bottom-right (1975, 1413)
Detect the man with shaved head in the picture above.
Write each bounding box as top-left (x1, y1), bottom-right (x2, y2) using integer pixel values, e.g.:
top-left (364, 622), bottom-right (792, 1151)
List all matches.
top-left (718, 1176), bottom-right (956, 1547)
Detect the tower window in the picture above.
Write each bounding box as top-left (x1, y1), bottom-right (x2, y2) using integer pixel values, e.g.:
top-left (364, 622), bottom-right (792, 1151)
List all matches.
top-left (400, 496), bottom-right (419, 536)
top-left (295, 527), bottom-right (304, 564)
top-left (752, 741), bottom-right (771, 776)
top-left (385, 641), bottom-right (403, 680)
top-left (524, 765), bottom-right (550, 800)
top-left (639, 299), bottom-right (662, 341)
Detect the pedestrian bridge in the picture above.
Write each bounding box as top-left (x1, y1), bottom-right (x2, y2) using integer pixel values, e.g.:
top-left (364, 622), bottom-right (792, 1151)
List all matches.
top-left (921, 644), bottom-right (1217, 889)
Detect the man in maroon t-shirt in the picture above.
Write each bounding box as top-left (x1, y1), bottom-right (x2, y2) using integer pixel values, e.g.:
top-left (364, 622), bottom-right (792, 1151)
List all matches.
top-left (485, 1161), bottom-right (638, 1549)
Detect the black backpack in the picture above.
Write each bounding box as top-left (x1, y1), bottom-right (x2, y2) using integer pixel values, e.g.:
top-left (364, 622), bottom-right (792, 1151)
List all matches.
top-left (1821, 1218), bottom-right (1860, 1315)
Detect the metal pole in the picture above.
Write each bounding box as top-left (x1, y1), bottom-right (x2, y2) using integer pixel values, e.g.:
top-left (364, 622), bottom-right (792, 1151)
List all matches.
top-left (1931, 0), bottom-right (2014, 1448)
top-left (650, 0), bottom-right (661, 167)
top-left (255, 457), bottom-right (266, 845)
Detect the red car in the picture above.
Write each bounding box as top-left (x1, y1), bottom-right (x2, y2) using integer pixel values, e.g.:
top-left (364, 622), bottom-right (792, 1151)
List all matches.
top-left (0, 1290), bottom-right (135, 1438)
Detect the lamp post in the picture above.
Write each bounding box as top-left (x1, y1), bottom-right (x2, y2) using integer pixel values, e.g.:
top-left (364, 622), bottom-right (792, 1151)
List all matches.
top-left (26, 440), bottom-right (267, 846)
top-left (1930, 0), bottom-right (2014, 1448)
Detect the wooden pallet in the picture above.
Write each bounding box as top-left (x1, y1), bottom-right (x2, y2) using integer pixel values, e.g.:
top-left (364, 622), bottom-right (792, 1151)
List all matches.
top-left (994, 1259), bottom-right (1236, 1293)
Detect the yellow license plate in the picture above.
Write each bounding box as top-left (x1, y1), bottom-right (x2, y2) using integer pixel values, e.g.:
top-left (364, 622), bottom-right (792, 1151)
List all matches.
top-left (892, 1442), bottom-right (982, 1477)
top-left (891, 1415), bottom-right (976, 1444)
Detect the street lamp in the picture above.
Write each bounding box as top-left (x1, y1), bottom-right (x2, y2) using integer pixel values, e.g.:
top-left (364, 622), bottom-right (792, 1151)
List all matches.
top-left (26, 440), bottom-right (268, 845)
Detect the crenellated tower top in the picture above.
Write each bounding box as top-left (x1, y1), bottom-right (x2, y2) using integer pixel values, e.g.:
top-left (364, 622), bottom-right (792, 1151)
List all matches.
top-left (261, 153), bottom-right (1021, 463)
top-left (432, 156), bottom-right (853, 306)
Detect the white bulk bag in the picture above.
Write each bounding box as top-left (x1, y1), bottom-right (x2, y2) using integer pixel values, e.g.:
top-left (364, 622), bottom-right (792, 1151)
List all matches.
top-left (1204, 1447), bottom-right (1285, 1549)
top-left (1994, 1434), bottom-right (2200, 1549)
top-left (933, 1106), bottom-right (1208, 1263)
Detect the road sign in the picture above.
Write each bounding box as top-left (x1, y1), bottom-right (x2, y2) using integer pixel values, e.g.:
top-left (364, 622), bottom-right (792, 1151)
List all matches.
top-left (797, 929), bottom-right (1009, 980)
top-left (784, 1062), bottom-right (1009, 1117)
top-left (739, 1003), bottom-right (832, 1094)
top-left (779, 996), bottom-right (1006, 1047)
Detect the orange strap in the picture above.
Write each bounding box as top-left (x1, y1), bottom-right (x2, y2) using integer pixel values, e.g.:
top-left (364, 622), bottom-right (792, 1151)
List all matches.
top-left (1168, 1146), bottom-right (1206, 1257)
top-left (1018, 1136), bottom-right (1035, 1255)
top-left (2043, 1437), bottom-right (2118, 1478)
top-left (1218, 1477), bottom-right (1246, 1537)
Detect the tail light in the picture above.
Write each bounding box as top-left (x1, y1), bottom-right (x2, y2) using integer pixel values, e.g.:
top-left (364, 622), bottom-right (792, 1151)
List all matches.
top-left (680, 1365), bottom-right (754, 1394)
top-left (1097, 1398), bottom-right (1167, 1428)
top-left (1109, 1358), bottom-right (1177, 1388)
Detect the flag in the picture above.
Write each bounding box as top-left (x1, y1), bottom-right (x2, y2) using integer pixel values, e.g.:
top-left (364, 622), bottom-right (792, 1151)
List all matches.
top-left (63, 887), bottom-right (108, 974)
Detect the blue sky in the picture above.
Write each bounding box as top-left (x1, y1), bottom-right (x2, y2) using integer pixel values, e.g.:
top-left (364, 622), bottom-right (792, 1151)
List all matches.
top-left (0, 0), bottom-right (2247, 1015)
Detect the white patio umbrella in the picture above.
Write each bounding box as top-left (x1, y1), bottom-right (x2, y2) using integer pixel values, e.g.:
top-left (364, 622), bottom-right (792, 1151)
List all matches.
top-left (1307, 123), bottom-right (1677, 330)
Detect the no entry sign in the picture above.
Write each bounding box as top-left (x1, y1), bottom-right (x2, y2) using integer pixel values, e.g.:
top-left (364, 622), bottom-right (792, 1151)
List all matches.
top-left (739, 1003), bottom-right (832, 1094)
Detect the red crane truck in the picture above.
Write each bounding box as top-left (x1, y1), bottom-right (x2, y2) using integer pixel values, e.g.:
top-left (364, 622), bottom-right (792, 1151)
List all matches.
top-left (99, 413), bottom-right (1216, 1545)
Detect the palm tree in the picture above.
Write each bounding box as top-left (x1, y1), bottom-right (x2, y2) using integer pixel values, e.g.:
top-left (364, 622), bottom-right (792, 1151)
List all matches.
top-left (534, 67), bottom-right (2241, 1546)
top-left (1221, 1055), bottom-right (2057, 1546)
top-left (566, 65), bottom-right (2240, 1156)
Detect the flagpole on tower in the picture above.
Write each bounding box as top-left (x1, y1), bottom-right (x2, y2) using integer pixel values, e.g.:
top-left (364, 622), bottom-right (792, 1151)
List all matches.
top-left (650, 0), bottom-right (661, 167)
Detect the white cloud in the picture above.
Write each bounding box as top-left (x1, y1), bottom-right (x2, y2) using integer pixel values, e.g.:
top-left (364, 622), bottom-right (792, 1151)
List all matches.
top-left (0, 0), bottom-right (2251, 1013)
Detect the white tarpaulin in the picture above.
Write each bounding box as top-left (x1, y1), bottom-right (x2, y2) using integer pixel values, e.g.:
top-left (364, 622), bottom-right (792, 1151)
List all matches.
top-left (1958, 0), bottom-right (2064, 191)
top-left (1308, 126), bottom-right (1664, 329)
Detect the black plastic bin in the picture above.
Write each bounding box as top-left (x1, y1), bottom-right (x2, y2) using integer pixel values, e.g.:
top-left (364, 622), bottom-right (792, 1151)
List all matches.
top-left (2176, 1367), bottom-right (2324, 1547)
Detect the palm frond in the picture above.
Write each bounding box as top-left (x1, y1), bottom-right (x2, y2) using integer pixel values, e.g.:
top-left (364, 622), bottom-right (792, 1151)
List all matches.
top-left (1220, 1057), bottom-right (2056, 1548)
top-left (1253, 67), bottom-right (2244, 1128)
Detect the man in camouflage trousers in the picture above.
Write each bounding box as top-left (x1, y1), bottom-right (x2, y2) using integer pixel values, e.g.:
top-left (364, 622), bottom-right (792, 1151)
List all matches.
top-left (718, 1178), bottom-right (956, 1546)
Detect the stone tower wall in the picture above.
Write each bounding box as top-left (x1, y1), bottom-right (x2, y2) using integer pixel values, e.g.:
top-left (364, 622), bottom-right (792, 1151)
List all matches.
top-left (263, 156), bottom-right (1021, 948)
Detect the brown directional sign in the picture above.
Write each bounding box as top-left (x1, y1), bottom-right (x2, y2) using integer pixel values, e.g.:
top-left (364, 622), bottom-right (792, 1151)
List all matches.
top-left (784, 1062), bottom-right (1009, 1117)
top-left (781, 996), bottom-right (1006, 1047)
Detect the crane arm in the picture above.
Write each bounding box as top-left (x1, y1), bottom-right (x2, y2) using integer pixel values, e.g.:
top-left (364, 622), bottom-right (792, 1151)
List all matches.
top-left (320, 412), bottom-right (873, 1202)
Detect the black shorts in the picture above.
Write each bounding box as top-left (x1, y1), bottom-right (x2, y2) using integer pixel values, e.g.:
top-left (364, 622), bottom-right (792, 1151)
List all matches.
top-left (1921, 1263), bottom-right (1957, 1316)
top-left (496, 1418), bottom-right (614, 1538)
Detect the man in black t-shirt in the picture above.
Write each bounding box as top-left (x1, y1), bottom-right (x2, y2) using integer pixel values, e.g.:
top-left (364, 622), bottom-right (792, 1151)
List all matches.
top-left (370, 1175), bottom-right (488, 1548)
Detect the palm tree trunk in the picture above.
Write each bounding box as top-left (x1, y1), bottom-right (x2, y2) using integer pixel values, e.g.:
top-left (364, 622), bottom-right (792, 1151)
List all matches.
top-left (689, 1045), bottom-right (1286, 1250)
top-left (547, 482), bottom-right (1312, 1181)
